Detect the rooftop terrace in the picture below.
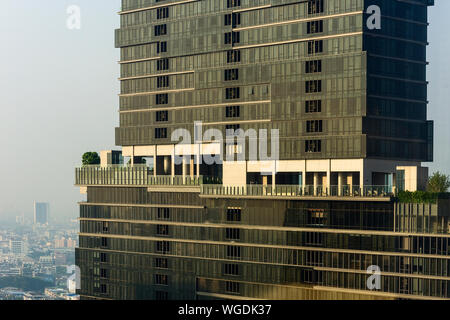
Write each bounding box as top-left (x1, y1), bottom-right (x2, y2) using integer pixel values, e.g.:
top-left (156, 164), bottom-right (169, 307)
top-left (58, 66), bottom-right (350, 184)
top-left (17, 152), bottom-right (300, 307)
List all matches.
top-left (75, 165), bottom-right (394, 200)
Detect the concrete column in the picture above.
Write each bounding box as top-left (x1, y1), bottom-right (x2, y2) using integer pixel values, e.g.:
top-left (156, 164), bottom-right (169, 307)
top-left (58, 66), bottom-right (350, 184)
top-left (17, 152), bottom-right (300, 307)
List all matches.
top-left (338, 172), bottom-right (344, 196)
top-left (164, 156), bottom-right (170, 175)
top-left (171, 152), bottom-right (175, 178)
top-left (272, 171), bottom-right (276, 189)
top-left (392, 172), bottom-right (396, 194)
top-left (348, 174), bottom-right (353, 195)
top-left (130, 146), bottom-right (135, 166)
top-left (262, 175), bottom-right (268, 186)
top-left (302, 160), bottom-right (307, 194)
top-left (302, 171), bottom-right (306, 194)
top-left (196, 145), bottom-right (201, 178)
top-left (182, 156), bottom-right (187, 182)
top-left (359, 171), bottom-right (364, 188)
top-left (313, 172), bottom-right (319, 196)
top-left (326, 160), bottom-right (331, 196)
top-left (153, 146), bottom-right (157, 177)
top-left (190, 157), bottom-right (194, 178)
top-left (359, 170), bottom-right (364, 195)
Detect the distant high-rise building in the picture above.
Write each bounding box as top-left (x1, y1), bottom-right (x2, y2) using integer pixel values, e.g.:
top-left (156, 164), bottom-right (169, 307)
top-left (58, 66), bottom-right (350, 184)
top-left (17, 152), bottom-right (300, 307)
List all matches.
top-left (54, 238), bottom-right (66, 249)
top-left (68, 278), bottom-right (77, 294)
top-left (34, 202), bottom-right (49, 225)
top-left (66, 238), bottom-right (77, 249)
top-left (15, 214), bottom-right (25, 225)
top-left (9, 240), bottom-right (28, 257)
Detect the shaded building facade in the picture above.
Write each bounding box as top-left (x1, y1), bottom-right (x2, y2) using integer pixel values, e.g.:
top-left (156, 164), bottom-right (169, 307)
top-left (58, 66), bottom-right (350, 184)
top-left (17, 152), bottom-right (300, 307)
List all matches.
top-left (75, 0), bottom-right (448, 300)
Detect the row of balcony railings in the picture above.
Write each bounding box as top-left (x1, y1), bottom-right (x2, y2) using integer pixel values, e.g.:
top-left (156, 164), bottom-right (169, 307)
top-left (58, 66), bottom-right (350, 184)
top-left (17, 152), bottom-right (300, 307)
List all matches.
top-left (200, 184), bottom-right (394, 198)
top-left (75, 165), bottom-right (393, 197)
top-left (75, 165), bottom-right (205, 186)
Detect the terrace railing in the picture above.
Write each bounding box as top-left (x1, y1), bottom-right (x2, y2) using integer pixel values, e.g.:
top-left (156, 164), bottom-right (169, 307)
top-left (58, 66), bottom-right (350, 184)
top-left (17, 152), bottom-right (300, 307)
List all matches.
top-left (75, 166), bottom-right (202, 186)
top-left (201, 184), bottom-right (394, 198)
top-left (75, 166), bottom-right (393, 198)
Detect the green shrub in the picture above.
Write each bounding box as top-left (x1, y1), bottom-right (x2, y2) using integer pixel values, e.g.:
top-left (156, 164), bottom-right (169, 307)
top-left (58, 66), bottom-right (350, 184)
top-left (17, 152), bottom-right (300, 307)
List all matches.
top-left (82, 152), bottom-right (100, 166)
top-left (427, 171), bottom-right (450, 193)
top-left (396, 190), bottom-right (438, 204)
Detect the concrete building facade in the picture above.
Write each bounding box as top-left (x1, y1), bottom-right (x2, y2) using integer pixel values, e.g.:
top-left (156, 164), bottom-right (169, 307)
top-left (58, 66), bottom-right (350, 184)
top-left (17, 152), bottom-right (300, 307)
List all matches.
top-left (75, 0), bottom-right (448, 300)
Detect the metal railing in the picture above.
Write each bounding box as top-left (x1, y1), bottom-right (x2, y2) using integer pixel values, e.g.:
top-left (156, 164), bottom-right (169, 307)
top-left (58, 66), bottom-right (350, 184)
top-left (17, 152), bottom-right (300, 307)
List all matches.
top-left (75, 166), bottom-right (393, 198)
top-left (201, 184), bottom-right (394, 198)
top-left (329, 185), bottom-right (393, 197)
top-left (148, 175), bottom-right (202, 186)
top-left (81, 164), bottom-right (149, 168)
top-left (75, 166), bottom-right (202, 186)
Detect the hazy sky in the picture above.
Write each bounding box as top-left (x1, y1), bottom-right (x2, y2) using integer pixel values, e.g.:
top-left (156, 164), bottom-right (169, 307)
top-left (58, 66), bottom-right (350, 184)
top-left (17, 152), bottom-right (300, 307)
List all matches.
top-left (0, 0), bottom-right (121, 223)
top-left (0, 1), bottom-right (449, 223)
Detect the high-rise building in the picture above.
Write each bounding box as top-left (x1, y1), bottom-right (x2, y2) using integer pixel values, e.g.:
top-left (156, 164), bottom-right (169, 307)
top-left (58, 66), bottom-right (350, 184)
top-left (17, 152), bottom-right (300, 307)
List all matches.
top-left (9, 240), bottom-right (28, 257)
top-left (67, 238), bottom-right (77, 249)
top-left (55, 238), bottom-right (66, 249)
top-left (34, 202), bottom-right (49, 225)
top-left (15, 214), bottom-right (25, 225)
top-left (76, 0), bottom-right (448, 300)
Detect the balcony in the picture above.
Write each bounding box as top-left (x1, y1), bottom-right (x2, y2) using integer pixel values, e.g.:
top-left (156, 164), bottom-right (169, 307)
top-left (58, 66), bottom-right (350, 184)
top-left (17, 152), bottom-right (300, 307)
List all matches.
top-left (200, 184), bottom-right (394, 200)
top-left (75, 165), bottom-right (202, 186)
top-left (75, 165), bottom-right (393, 199)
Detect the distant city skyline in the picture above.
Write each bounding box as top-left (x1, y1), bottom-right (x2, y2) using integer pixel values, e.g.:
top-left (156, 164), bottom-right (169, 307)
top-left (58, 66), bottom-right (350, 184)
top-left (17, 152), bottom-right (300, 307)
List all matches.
top-left (0, 222), bottom-right (78, 300)
top-left (0, 0), bottom-right (449, 221)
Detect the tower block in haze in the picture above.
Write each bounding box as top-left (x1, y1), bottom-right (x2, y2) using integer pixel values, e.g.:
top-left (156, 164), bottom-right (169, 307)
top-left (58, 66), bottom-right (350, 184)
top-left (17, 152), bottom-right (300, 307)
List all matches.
top-left (34, 202), bottom-right (49, 225)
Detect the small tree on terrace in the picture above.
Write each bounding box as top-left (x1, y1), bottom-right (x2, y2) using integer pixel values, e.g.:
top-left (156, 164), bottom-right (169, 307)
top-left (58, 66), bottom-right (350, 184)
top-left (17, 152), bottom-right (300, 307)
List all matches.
top-left (427, 171), bottom-right (450, 193)
top-left (82, 152), bottom-right (100, 166)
